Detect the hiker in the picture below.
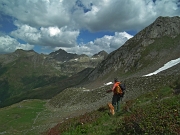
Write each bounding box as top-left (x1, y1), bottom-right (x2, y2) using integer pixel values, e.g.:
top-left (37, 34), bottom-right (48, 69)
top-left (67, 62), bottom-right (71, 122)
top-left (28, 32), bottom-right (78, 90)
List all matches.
top-left (107, 78), bottom-right (123, 113)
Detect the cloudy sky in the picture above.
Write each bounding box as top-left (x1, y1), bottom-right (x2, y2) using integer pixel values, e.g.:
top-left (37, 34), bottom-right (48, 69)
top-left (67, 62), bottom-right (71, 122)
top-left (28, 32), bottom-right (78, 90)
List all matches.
top-left (0, 0), bottom-right (180, 56)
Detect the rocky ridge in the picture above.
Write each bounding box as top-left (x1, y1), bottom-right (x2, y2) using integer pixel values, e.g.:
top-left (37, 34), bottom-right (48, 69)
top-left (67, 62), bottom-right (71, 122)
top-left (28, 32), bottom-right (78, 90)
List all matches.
top-left (86, 16), bottom-right (180, 86)
top-left (42, 49), bottom-right (108, 76)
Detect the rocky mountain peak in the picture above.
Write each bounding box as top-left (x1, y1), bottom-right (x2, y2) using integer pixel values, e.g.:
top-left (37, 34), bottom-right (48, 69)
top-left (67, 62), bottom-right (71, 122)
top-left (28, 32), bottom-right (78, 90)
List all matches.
top-left (150, 16), bottom-right (180, 38)
top-left (49, 48), bottom-right (108, 63)
top-left (49, 49), bottom-right (78, 62)
top-left (135, 16), bottom-right (180, 41)
top-left (92, 50), bottom-right (108, 58)
top-left (86, 16), bottom-right (180, 85)
top-left (14, 49), bottom-right (37, 55)
top-left (49, 48), bottom-right (67, 55)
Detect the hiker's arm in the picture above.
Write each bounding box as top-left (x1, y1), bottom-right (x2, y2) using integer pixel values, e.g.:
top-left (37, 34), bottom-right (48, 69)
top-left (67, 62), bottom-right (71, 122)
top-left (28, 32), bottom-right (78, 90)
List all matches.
top-left (106, 83), bottom-right (117, 93)
top-left (112, 83), bottom-right (117, 91)
top-left (106, 89), bottom-right (112, 93)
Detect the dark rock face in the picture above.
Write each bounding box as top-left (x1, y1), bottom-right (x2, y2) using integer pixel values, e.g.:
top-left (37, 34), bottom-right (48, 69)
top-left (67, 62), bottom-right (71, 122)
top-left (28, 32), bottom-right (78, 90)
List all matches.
top-left (49, 49), bottom-right (78, 62)
top-left (92, 50), bottom-right (108, 59)
top-left (148, 16), bottom-right (180, 38)
top-left (134, 16), bottom-right (180, 40)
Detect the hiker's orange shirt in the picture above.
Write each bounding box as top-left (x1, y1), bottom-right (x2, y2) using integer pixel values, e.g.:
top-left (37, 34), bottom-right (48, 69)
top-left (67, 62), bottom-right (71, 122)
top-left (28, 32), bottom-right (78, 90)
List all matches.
top-left (112, 82), bottom-right (120, 94)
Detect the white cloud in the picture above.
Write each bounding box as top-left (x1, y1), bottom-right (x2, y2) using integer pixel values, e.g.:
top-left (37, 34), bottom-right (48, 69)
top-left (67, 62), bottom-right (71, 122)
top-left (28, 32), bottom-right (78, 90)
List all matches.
top-left (11, 23), bottom-right (79, 47)
top-left (58, 31), bottom-right (133, 56)
top-left (1, 0), bottom-right (179, 31)
top-left (0, 35), bottom-right (34, 53)
top-left (72, 0), bottom-right (180, 31)
top-left (0, 0), bottom-right (71, 28)
top-left (49, 27), bottom-right (61, 36)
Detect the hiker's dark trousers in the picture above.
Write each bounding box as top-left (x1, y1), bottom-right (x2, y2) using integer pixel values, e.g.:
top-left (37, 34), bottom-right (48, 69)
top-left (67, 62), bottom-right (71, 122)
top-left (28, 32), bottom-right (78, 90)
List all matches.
top-left (112, 94), bottom-right (121, 112)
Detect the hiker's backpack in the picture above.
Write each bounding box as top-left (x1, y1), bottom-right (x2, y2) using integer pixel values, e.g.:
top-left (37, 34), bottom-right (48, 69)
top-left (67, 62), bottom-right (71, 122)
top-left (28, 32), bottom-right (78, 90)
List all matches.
top-left (115, 83), bottom-right (126, 96)
top-left (120, 83), bottom-right (126, 91)
top-left (120, 83), bottom-right (126, 97)
top-left (115, 84), bottom-right (123, 95)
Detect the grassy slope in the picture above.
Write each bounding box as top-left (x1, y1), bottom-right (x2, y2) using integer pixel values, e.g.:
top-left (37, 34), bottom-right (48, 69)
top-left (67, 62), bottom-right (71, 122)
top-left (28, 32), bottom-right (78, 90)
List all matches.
top-left (139, 35), bottom-right (180, 65)
top-left (0, 100), bottom-right (49, 135)
top-left (0, 82), bottom-right (179, 135)
top-left (0, 67), bottom-right (93, 108)
top-left (0, 99), bottom-right (73, 135)
top-left (0, 54), bottom-right (66, 106)
top-left (46, 86), bottom-right (180, 135)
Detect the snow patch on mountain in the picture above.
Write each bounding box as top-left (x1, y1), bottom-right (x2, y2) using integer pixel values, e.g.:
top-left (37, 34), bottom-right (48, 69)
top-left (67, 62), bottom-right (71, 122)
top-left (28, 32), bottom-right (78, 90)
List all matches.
top-left (104, 82), bottom-right (113, 85)
top-left (144, 57), bottom-right (180, 76)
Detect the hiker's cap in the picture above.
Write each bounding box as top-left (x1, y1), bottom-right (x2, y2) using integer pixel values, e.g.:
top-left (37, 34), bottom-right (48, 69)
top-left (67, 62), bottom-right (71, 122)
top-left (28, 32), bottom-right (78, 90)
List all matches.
top-left (114, 78), bottom-right (118, 82)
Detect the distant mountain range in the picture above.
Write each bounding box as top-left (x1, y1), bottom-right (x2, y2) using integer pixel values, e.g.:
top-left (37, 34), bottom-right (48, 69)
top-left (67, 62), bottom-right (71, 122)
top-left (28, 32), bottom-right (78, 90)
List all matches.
top-left (0, 49), bottom-right (107, 107)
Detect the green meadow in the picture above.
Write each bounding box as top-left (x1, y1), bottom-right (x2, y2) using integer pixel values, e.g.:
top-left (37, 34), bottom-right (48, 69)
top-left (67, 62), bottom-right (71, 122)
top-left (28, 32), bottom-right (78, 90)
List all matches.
top-left (0, 100), bottom-right (51, 135)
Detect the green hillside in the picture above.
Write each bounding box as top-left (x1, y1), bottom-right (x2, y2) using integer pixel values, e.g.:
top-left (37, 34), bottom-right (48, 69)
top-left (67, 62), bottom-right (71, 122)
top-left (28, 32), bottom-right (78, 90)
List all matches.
top-left (0, 61), bottom-right (93, 107)
top-left (46, 85), bottom-right (180, 135)
top-left (0, 100), bottom-right (48, 135)
top-left (0, 48), bottom-right (97, 108)
top-left (0, 54), bottom-right (68, 107)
